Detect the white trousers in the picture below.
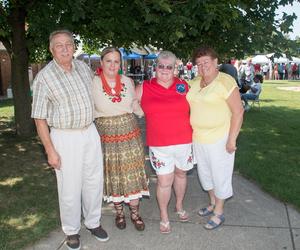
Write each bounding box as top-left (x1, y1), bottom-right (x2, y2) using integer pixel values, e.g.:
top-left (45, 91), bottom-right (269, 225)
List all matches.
top-left (50, 124), bottom-right (103, 235)
top-left (193, 135), bottom-right (235, 200)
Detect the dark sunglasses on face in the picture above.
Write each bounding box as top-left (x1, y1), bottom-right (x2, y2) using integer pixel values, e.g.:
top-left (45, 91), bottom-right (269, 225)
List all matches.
top-left (157, 64), bottom-right (173, 70)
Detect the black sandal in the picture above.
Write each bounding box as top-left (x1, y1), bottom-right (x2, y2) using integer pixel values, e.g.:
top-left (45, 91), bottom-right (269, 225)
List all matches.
top-left (129, 204), bottom-right (145, 231)
top-left (114, 202), bottom-right (126, 230)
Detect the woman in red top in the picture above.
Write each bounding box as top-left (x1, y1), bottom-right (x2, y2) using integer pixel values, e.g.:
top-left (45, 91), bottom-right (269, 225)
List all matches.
top-left (136, 51), bottom-right (193, 234)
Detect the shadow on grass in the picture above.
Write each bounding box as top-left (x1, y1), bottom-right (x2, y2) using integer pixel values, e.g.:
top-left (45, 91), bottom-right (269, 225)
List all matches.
top-left (0, 123), bottom-right (59, 249)
top-left (259, 98), bottom-right (290, 103)
top-left (236, 105), bottom-right (300, 211)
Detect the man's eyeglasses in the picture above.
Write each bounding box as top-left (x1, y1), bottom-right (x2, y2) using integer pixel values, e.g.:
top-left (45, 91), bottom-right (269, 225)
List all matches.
top-left (54, 43), bottom-right (74, 51)
top-left (157, 64), bottom-right (173, 70)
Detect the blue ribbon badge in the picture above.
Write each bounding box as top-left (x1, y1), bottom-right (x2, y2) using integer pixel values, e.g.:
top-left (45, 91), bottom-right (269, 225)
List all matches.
top-left (176, 83), bottom-right (186, 94)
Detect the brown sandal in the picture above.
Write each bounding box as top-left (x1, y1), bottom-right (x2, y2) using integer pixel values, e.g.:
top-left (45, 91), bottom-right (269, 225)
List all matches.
top-left (114, 202), bottom-right (126, 230)
top-left (129, 204), bottom-right (145, 231)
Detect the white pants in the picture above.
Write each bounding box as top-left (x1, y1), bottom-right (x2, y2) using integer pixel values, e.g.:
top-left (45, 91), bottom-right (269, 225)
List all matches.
top-left (193, 135), bottom-right (235, 199)
top-left (50, 124), bottom-right (103, 235)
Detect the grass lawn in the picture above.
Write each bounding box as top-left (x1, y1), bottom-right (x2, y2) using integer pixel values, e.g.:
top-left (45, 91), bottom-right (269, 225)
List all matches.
top-left (0, 99), bottom-right (59, 250)
top-left (236, 80), bottom-right (300, 210)
top-left (0, 79), bottom-right (299, 249)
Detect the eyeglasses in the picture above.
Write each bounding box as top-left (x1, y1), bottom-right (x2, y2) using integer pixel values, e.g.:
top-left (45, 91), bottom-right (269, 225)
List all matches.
top-left (157, 63), bottom-right (173, 70)
top-left (54, 43), bottom-right (74, 51)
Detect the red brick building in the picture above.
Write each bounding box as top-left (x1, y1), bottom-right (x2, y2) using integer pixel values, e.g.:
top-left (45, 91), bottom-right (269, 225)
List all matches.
top-left (0, 42), bottom-right (46, 97)
top-left (0, 43), bottom-right (11, 96)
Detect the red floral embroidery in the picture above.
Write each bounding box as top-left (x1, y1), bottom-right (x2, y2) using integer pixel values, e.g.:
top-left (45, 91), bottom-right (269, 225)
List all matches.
top-left (187, 155), bottom-right (193, 163)
top-left (151, 152), bottom-right (165, 169)
top-left (104, 83), bottom-right (127, 103)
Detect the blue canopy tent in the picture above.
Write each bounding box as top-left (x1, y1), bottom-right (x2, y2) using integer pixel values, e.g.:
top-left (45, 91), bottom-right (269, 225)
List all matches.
top-left (144, 53), bottom-right (157, 60)
top-left (120, 48), bottom-right (157, 81)
top-left (119, 48), bottom-right (127, 58)
top-left (123, 52), bottom-right (142, 60)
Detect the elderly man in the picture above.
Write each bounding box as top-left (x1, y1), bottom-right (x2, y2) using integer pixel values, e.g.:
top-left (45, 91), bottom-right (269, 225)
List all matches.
top-left (31, 30), bottom-right (108, 250)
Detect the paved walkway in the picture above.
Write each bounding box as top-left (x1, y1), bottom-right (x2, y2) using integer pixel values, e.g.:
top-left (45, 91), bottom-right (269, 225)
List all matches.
top-left (25, 119), bottom-right (300, 250)
top-left (25, 164), bottom-right (300, 250)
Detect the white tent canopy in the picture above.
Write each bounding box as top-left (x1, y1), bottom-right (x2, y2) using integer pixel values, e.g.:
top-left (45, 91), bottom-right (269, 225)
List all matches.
top-left (249, 53), bottom-right (300, 64)
top-left (291, 57), bottom-right (300, 63)
top-left (252, 55), bottom-right (270, 64)
top-left (274, 57), bottom-right (289, 63)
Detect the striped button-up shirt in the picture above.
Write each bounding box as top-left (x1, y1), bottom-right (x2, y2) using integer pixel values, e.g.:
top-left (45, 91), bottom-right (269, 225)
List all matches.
top-left (31, 59), bottom-right (94, 129)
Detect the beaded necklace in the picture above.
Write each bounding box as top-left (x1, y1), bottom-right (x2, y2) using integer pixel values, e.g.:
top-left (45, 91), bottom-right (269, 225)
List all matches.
top-left (99, 70), bottom-right (122, 96)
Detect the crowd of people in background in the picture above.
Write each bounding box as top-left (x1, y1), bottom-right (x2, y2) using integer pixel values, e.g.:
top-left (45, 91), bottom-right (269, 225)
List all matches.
top-left (236, 59), bottom-right (300, 82)
top-left (271, 62), bottom-right (299, 80)
top-left (174, 58), bottom-right (300, 83)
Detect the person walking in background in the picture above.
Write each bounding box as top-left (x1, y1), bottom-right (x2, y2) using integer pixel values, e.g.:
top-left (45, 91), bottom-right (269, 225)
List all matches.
top-left (292, 63), bottom-right (298, 80)
top-left (244, 58), bottom-right (255, 85)
top-left (262, 64), bottom-right (269, 80)
top-left (31, 30), bottom-right (109, 250)
top-left (278, 63), bottom-right (284, 80)
top-left (186, 60), bottom-right (193, 79)
top-left (254, 63), bottom-right (261, 74)
top-left (187, 46), bottom-right (244, 230)
top-left (136, 51), bottom-right (193, 234)
top-left (274, 63), bottom-right (279, 80)
top-left (92, 47), bottom-right (149, 232)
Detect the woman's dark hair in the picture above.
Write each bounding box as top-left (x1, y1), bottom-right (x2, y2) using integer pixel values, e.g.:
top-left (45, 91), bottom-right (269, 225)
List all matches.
top-left (101, 47), bottom-right (122, 61)
top-left (192, 46), bottom-right (218, 64)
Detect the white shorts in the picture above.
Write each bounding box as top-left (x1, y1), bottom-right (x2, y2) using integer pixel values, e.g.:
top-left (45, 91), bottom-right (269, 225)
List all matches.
top-left (193, 134), bottom-right (235, 199)
top-left (149, 143), bottom-right (193, 175)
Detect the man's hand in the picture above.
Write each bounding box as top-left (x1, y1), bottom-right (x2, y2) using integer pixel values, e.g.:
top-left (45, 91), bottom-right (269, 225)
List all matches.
top-left (47, 148), bottom-right (61, 170)
top-left (34, 119), bottom-right (61, 170)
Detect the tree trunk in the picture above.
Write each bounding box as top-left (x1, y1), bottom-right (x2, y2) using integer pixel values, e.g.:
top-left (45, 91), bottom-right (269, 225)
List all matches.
top-left (10, 6), bottom-right (34, 136)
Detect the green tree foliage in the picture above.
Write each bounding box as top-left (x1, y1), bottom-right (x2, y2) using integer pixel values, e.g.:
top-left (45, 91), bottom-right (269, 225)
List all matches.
top-left (78, 0), bottom-right (297, 59)
top-left (0, 0), bottom-right (297, 136)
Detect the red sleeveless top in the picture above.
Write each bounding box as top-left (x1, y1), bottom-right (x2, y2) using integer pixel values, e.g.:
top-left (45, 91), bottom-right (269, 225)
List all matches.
top-left (141, 77), bottom-right (192, 146)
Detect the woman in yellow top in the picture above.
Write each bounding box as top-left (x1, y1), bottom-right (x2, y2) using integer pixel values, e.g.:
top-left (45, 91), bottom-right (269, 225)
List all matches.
top-left (187, 46), bottom-right (244, 230)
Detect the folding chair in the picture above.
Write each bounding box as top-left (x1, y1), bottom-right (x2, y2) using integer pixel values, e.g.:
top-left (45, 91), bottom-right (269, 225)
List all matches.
top-left (250, 96), bottom-right (261, 109)
top-left (250, 89), bottom-right (262, 110)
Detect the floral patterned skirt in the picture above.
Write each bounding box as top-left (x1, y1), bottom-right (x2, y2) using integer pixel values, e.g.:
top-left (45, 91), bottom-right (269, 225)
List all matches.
top-left (94, 113), bottom-right (149, 203)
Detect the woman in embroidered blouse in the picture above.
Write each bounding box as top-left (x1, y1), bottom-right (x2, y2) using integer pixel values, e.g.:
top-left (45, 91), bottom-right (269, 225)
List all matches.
top-left (136, 51), bottom-right (193, 234)
top-left (187, 46), bottom-right (244, 230)
top-left (92, 47), bottom-right (149, 231)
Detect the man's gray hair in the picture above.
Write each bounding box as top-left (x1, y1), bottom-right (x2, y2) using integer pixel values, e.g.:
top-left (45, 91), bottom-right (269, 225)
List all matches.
top-left (49, 29), bottom-right (74, 48)
top-left (157, 51), bottom-right (177, 66)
